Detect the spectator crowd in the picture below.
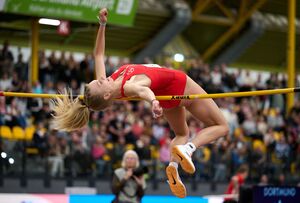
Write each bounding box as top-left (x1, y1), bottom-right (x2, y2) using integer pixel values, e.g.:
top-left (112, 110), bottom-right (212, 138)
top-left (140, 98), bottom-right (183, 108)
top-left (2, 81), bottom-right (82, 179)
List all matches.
top-left (1, 41), bottom-right (300, 187)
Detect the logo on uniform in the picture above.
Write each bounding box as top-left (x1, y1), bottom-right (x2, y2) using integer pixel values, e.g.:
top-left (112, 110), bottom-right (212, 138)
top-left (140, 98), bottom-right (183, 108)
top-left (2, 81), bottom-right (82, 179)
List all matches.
top-left (127, 67), bottom-right (135, 74)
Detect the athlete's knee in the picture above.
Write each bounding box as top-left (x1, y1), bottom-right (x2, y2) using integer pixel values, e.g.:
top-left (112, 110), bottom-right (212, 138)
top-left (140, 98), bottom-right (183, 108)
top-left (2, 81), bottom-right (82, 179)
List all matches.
top-left (208, 122), bottom-right (229, 138)
top-left (173, 127), bottom-right (189, 137)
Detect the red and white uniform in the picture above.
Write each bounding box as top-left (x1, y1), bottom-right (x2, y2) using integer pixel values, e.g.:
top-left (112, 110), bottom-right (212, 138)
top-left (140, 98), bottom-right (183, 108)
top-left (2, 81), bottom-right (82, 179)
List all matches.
top-left (224, 174), bottom-right (245, 201)
top-left (110, 64), bottom-right (187, 109)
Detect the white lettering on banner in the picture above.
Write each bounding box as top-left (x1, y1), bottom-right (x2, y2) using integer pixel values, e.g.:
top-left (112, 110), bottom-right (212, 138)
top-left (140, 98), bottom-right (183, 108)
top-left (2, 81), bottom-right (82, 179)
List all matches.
top-left (48, 0), bottom-right (81, 6)
top-left (263, 187), bottom-right (296, 197)
top-left (29, 5), bottom-right (46, 13)
top-left (116, 0), bottom-right (133, 15)
top-left (33, 0), bottom-right (115, 10)
top-left (80, 0), bottom-right (115, 10)
top-left (46, 7), bottom-right (63, 16)
top-left (64, 9), bottom-right (82, 17)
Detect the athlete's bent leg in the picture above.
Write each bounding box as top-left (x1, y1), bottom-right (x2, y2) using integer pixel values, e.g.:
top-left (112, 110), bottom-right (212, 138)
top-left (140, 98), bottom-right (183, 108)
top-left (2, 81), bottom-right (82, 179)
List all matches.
top-left (163, 107), bottom-right (192, 198)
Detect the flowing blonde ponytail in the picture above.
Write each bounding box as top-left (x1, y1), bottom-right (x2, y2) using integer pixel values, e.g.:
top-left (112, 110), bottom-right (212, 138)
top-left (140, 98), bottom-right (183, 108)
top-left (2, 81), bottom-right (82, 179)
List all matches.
top-left (51, 89), bottom-right (90, 131)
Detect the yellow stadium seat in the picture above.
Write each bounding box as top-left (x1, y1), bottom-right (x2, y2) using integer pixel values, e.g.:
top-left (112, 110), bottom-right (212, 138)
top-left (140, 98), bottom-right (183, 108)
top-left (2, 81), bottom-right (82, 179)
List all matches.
top-left (253, 139), bottom-right (266, 153)
top-left (234, 127), bottom-right (242, 138)
top-left (103, 154), bottom-right (111, 161)
top-left (0, 125), bottom-right (13, 140)
top-left (203, 147), bottom-right (211, 162)
top-left (125, 144), bottom-right (135, 150)
top-left (105, 142), bottom-right (114, 150)
top-left (25, 126), bottom-right (36, 141)
top-left (26, 147), bottom-right (39, 155)
top-left (12, 126), bottom-right (25, 140)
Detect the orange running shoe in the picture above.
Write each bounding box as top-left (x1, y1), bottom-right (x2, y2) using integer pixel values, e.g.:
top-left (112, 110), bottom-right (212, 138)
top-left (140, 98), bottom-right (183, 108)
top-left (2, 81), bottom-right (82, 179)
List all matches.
top-left (172, 145), bottom-right (195, 174)
top-left (166, 165), bottom-right (186, 198)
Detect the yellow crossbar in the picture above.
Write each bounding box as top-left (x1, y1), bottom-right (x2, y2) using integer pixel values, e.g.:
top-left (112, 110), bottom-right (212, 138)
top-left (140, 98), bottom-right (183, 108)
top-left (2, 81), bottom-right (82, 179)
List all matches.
top-left (1, 87), bottom-right (299, 101)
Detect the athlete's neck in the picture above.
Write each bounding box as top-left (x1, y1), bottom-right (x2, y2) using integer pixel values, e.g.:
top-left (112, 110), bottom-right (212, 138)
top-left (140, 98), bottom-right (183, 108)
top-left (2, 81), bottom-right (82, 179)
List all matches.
top-left (110, 76), bottom-right (123, 98)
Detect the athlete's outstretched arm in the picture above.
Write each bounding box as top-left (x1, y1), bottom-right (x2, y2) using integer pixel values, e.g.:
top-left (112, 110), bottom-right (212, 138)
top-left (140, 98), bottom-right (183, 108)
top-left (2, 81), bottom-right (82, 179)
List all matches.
top-left (94, 8), bottom-right (108, 80)
top-left (124, 83), bottom-right (163, 118)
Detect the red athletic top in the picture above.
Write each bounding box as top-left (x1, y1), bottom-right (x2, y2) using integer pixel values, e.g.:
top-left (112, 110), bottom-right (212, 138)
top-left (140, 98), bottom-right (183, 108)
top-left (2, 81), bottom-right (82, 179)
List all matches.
top-left (225, 174), bottom-right (245, 200)
top-left (110, 64), bottom-right (187, 109)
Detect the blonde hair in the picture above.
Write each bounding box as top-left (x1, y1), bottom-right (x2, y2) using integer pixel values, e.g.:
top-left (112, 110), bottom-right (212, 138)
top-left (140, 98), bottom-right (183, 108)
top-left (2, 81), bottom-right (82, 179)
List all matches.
top-left (121, 150), bottom-right (140, 169)
top-left (51, 89), bottom-right (89, 131)
top-left (51, 85), bottom-right (111, 131)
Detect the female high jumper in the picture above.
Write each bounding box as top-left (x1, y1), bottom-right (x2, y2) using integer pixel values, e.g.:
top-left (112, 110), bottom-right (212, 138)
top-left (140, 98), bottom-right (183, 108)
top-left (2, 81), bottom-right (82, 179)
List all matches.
top-left (52, 8), bottom-right (229, 198)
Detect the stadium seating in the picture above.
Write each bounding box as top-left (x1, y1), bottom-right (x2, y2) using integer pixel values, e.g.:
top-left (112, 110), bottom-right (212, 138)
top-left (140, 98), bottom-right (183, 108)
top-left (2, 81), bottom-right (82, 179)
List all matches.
top-left (0, 125), bottom-right (13, 140)
top-left (12, 126), bottom-right (25, 140)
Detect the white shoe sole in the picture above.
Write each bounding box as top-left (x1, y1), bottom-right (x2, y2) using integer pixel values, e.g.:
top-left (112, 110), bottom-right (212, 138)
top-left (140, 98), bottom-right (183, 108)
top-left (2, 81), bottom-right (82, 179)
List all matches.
top-left (172, 145), bottom-right (195, 174)
top-left (166, 165), bottom-right (186, 198)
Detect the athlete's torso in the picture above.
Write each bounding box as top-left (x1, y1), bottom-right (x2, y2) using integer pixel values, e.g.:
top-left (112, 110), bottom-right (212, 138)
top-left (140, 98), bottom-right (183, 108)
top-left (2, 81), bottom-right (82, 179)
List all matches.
top-left (110, 64), bottom-right (187, 108)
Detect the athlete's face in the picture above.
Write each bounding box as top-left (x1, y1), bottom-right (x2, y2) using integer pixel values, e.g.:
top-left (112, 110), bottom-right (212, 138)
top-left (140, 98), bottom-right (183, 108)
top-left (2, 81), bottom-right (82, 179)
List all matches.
top-left (88, 77), bottom-right (113, 100)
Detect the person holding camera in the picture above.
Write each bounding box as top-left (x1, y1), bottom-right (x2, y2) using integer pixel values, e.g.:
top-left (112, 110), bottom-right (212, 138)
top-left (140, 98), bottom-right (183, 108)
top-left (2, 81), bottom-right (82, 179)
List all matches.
top-left (111, 150), bottom-right (146, 203)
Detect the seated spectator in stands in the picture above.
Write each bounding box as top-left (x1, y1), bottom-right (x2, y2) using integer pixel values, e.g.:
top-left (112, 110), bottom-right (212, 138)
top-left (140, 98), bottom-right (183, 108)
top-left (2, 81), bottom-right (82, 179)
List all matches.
top-left (0, 40), bottom-right (14, 74)
top-left (0, 72), bottom-right (12, 91)
top-left (5, 97), bottom-right (26, 128)
top-left (159, 137), bottom-right (171, 167)
top-left (275, 173), bottom-right (286, 186)
top-left (32, 121), bottom-right (49, 156)
top-left (91, 136), bottom-right (106, 177)
top-left (48, 132), bottom-right (64, 177)
top-left (71, 131), bottom-right (92, 176)
top-left (113, 136), bottom-right (126, 166)
top-left (14, 53), bottom-right (28, 81)
top-left (27, 97), bottom-right (43, 121)
top-left (11, 71), bottom-right (22, 92)
top-left (136, 135), bottom-right (152, 169)
top-left (35, 101), bottom-right (52, 127)
top-left (0, 97), bottom-right (7, 125)
top-left (107, 110), bottom-right (133, 143)
top-left (258, 174), bottom-right (269, 186)
top-left (111, 150), bottom-right (146, 203)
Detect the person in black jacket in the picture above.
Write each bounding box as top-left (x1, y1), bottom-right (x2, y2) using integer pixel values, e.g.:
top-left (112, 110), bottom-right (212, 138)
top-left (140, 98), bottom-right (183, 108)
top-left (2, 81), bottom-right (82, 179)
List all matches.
top-left (111, 150), bottom-right (146, 203)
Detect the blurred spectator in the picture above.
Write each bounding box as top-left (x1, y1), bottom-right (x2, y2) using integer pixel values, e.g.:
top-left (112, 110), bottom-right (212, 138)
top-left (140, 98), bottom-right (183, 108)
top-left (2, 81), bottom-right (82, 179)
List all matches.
top-left (71, 131), bottom-right (92, 176)
top-left (48, 131), bottom-right (64, 177)
top-left (32, 121), bottom-right (49, 156)
top-left (0, 72), bottom-right (12, 91)
top-left (5, 98), bottom-right (27, 127)
top-left (212, 142), bottom-right (230, 182)
top-left (0, 40), bottom-right (14, 74)
top-left (275, 173), bottom-right (286, 186)
top-left (112, 136), bottom-right (126, 168)
top-left (79, 54), bottom-right (90, 83)
top-left (107, 112), bottom-right (133, 143)
top-left (0, 43), bottom-right (299, 187)
top-left (258, 174), bottom-right (269, 186)
top-left (159, 137), bottom-right (171, 167)
top-left (224, 164), bottom-right (249, 203)
top-left (91, 136), bottom-right (106, 177)
top-left (0, 97), bottom-right (7, 125)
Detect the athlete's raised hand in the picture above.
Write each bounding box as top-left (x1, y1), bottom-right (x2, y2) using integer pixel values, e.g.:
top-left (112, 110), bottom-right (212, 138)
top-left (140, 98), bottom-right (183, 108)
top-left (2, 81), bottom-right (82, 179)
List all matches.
top-left (98, 8), bottom-right (108, 24)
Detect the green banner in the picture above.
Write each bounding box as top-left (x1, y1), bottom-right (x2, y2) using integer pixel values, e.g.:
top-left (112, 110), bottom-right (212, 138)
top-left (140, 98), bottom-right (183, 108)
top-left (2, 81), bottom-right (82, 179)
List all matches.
top-left (2, 0), bottom-right (138, 26)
